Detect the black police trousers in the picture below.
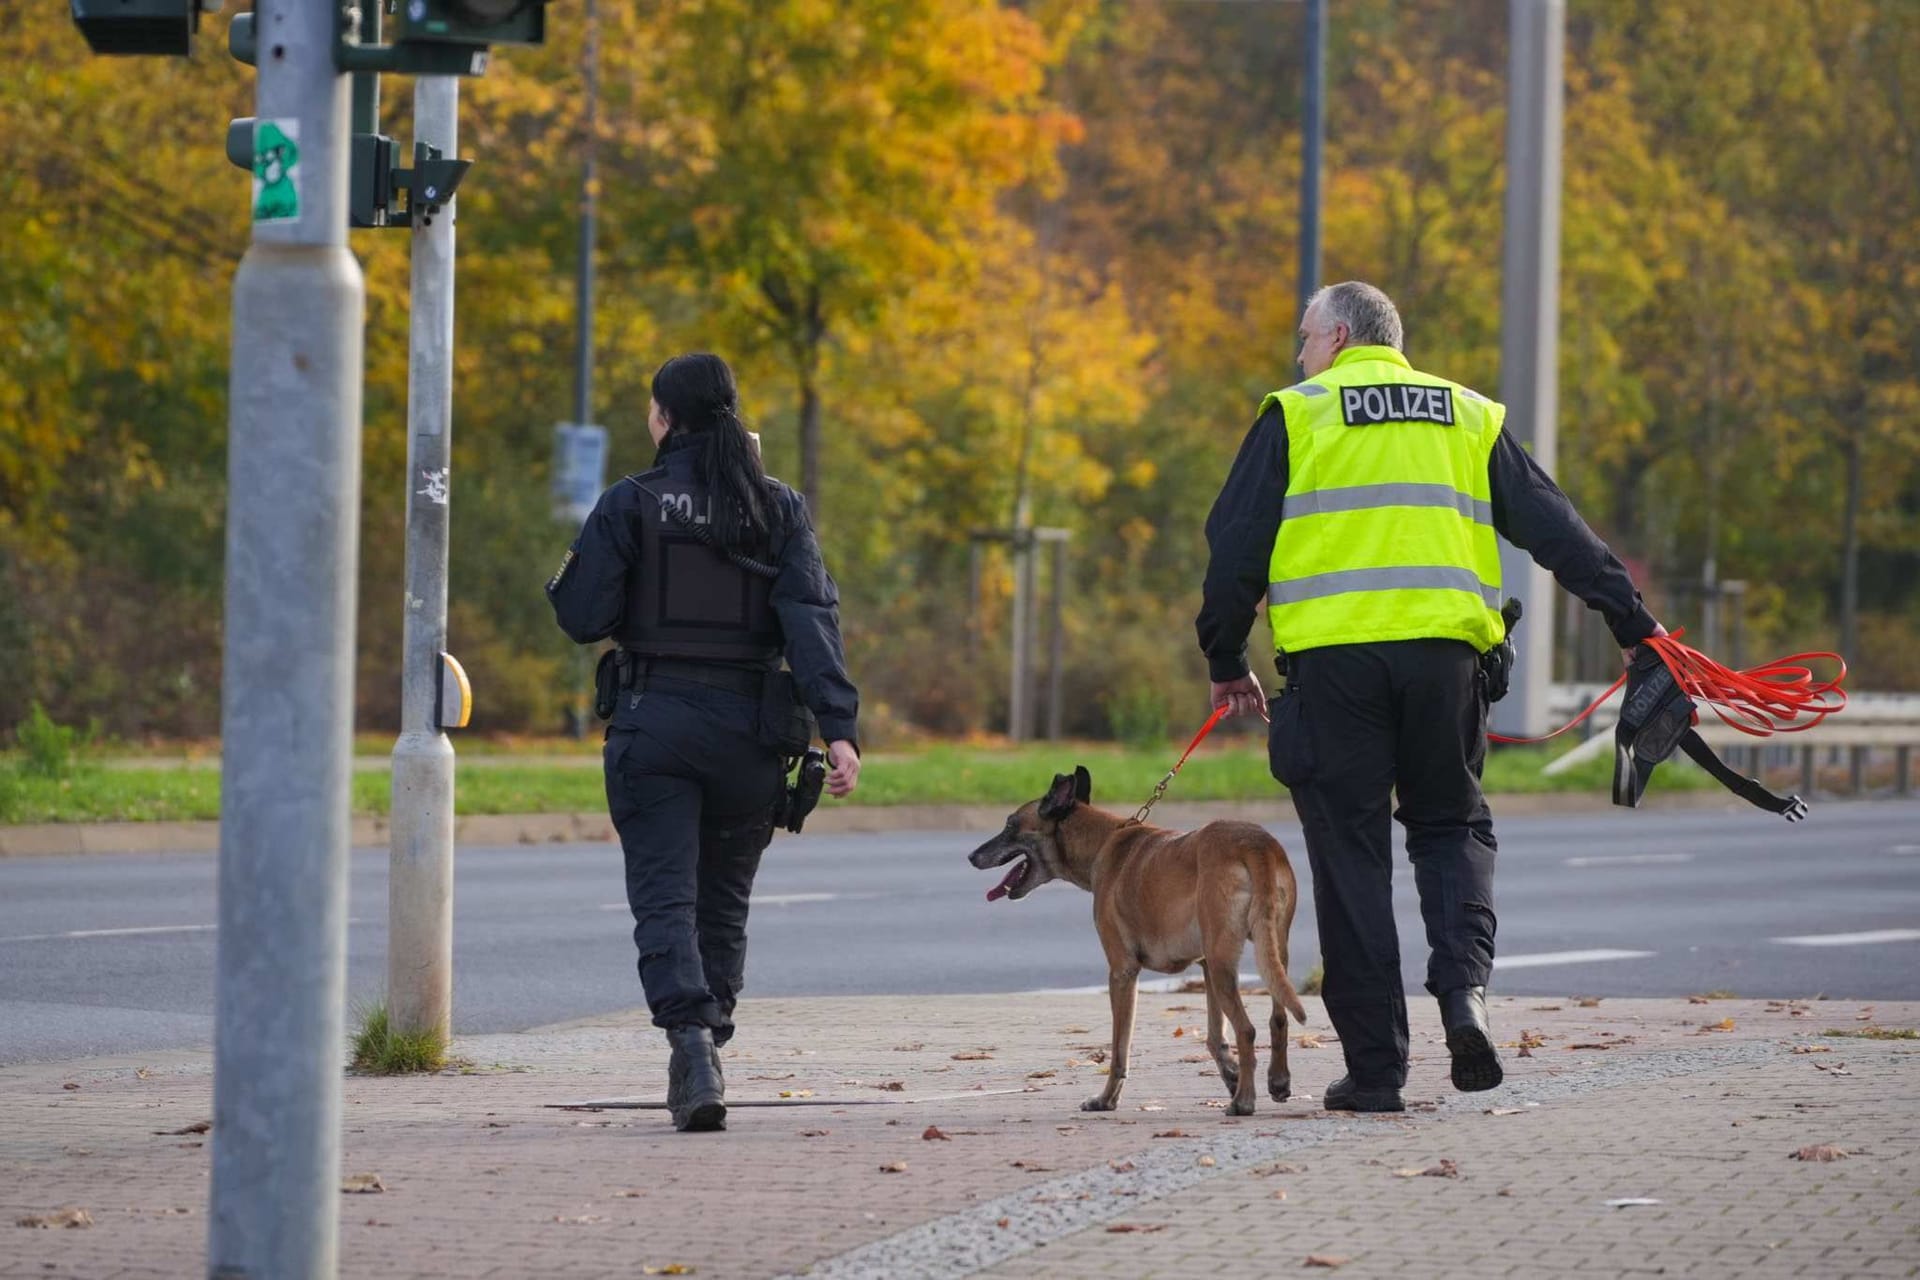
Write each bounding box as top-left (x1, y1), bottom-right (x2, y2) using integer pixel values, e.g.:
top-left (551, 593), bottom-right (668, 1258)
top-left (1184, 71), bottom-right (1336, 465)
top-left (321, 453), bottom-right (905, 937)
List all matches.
top-left (1268, 639), bottom-right (1498, 1089)
top-left (603, 674), bottom-right (785, 1045)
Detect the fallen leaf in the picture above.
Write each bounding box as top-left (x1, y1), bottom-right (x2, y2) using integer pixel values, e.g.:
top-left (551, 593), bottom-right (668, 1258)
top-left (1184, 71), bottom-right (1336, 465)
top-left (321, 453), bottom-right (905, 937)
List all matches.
top-left (553, 1215), bottom-right (608, 1225)
top-left (892, 1044), bottom-right (925, 1052)
top-left (61, 1083), bottom-right (80, 1092)
top-left (1180, 1054), bottom-right (1210, 1063)
top-left (1703, 1018), bottom-right (1736, 1033)
top-left (1391, 1160), bottom-right (1459, 1179)
top-left (1152, 1129), bottom-right (1190, 1138)
top-left (1011, 1160), bottom-right (1056, 1172)
top-left (1294, 1034), bottom-right (1325, 1049)
top-left (1027, 1070), bottom-right (1057, 1079)
top-left (1196, 1155), bottom-right (1217, 1167)
top-left (158, 1120), bottom-right (212, 1136)
top-left (1577, 997), bottom-right (1602, 1008)
top-left (1253, 1162), bottom-right (1300, 1176)
top-left (996, 1217), bottom-right (1010, 1228)
top-left (1110, 1160), bottom-right (1136, 1172)
top-left (1603, 1197), bottom-right (1662, 1208)
top-left (778, 1090), bottom-right (814, 1099)
top-left (1517, 1029), bottom-right (1547, 1049)
top-left (135, 1068), bottom-right (153, 1080)
top-left (1568, 1043), bottom-right (1622, 1051)
top-left (1271, 1187), bottom-right (1289, 1201)
top-left (1530, 1005), bottom-right (1562, 1011)
top-left (1497, 1187), bottom-right (1514, 1197)
top-left (748, 1073), bottom-right (796, 1081)
top-left (879, 1162), bottom-right (908, 1174)
top-left (799, 1129), bottom-right (830, 1138)
top-left (1485, 1107), bottom-right (1528, 1116)
top-left (1789, 1144), bottom-right (1849, 1162)
top-left (1813, 1062), bottom-right (1853, 1076)
top-left (1518, 1045), bottom-right (1534, 1058)
top-left (15, 1208), bottom-right (92, 1230)
top-left (1106, 1223), bottom-right (1167, 1234)
top-left (922, 1126), bottom-right (951, 1141)
top-left (1790, 1045), bottom-right (1832, 1055)
top-left (1688, 996), bottom-right (1711, 1005)
top-left (876, 1081), bottom-right (906, 1092)
top-left (1305, 1255), bottom-right (1351, 1268)
top-left (612, 1190), bottom-right (647, 1198)
top-left (1138, 1104), bottom-right (1166, 1112)
top-left (642, 1265), bottom-right (696, 1275)
top-left (1172, 1026), bottom-right (1185, 1038)
top-left (951, 1051), bottom-right (994, 1061)
top-left (1062, 1026), bottom-right (1090, 1033)
top-left (340, 1175), bottom-right (385, 1194)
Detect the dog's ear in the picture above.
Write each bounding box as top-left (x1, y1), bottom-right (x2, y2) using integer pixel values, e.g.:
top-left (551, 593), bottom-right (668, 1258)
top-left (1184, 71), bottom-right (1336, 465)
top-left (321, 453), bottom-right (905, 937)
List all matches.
top-left (1073, 765), bottom-right (1091, 805)
top-left (1038, 771), bottom-right (1077, 820)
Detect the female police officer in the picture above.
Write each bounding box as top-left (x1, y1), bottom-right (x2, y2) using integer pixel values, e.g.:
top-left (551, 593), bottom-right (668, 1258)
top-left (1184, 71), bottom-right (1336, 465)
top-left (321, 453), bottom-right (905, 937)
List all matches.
top-left (547, 353), bottom-right (861, 1132)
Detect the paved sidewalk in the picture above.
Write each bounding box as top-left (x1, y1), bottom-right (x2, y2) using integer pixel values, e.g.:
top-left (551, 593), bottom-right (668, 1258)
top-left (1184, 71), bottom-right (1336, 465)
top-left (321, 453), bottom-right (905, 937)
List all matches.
top-left (3, 994), bottom-right (1914, 1279)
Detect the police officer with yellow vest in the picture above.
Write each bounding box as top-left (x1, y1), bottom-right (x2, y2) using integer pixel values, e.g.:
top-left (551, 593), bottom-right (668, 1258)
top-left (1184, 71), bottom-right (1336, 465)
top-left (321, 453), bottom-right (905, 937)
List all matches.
top-left (548, 353), bottom-right (861, 1132)
top-left (1197, 282), bottom-right (1662, 1113)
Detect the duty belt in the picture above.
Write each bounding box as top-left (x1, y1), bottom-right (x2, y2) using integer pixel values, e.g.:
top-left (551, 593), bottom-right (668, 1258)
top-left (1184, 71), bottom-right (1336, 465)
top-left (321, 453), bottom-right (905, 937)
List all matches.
top-left (628, 655), bottom-right (767, 698)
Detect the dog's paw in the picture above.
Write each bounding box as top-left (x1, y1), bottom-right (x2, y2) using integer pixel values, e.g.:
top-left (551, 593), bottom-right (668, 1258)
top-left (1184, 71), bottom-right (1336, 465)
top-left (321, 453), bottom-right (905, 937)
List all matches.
top-left (1217, 1066), bottom-right (1240, 1093)
top-left (1268, 1076), bottom-right (1292, 1102)
top-left (1080, 1096), bottom-right (1118, 1112)
top-left (1227, 1096), bottom-right (1256, 1117)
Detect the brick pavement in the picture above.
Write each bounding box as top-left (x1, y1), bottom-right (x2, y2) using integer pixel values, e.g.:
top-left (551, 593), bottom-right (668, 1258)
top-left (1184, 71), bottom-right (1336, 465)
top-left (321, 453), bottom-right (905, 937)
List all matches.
top-left (2, 994), bottom-right (1914, 1279)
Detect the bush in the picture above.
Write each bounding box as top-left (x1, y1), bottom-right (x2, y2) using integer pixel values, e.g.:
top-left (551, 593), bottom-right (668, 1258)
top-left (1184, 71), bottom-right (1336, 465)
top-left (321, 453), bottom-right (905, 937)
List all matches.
top-left (16, 703), bottom-right (92, 780)
top-left (1104, 683), bottom-right (1171, 751)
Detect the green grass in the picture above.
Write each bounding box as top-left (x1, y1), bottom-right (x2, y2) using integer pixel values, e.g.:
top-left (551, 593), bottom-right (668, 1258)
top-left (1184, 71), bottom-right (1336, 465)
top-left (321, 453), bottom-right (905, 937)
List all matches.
top-left (1298, 963), bottom-right (1325, 996)
top-left (1821, 1026), bottom-right (1919, 1040)
top-left (0, 736), bottom-right (1711, 825)
top-left (348, 1004), bottom-right (452, 1074)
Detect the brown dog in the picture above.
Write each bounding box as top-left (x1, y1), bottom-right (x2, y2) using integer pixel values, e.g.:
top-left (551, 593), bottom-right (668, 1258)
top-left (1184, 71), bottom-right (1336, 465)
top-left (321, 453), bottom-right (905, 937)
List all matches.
top-left (970, 765), bottom-right (1308, 1115)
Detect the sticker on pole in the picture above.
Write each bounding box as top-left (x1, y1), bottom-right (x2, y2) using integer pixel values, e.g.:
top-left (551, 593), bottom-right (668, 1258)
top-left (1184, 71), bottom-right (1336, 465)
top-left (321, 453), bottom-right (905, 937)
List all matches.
top-left (251, 119), bottom-right (302, 224)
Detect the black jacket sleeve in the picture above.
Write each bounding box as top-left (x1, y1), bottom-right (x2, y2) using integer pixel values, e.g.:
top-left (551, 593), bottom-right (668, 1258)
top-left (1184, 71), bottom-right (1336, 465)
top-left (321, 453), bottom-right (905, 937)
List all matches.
top-left (1488, 428), bottom-right (1658, 648)
top-left (1195, 406), bottom-right (1290, 682)
top-left (770, 490), bottom-right (861, 749)
top-left (545, 485), bottom-right (641, 645)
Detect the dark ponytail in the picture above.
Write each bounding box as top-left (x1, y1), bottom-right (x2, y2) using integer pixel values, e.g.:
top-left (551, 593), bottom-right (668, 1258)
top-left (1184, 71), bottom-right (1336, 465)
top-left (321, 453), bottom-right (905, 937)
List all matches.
top-left (650, 353), bottom-right (774, 553)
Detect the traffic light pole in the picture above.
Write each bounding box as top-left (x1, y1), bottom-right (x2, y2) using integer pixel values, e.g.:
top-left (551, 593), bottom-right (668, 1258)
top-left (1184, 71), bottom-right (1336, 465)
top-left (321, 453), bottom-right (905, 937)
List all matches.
top-left (387, 74), bottom-right (461, 1047)
top-left (208, 0), bottom-right (363, 1275)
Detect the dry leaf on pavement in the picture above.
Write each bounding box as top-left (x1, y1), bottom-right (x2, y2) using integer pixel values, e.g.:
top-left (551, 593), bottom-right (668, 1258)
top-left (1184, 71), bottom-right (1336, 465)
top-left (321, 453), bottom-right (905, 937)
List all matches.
top-left (996, 1217), bottom-right (1011, 1228)
top-left (1110, 1160), bottom-right (1137, 1173)
top-left (1011, 1160), bottom-right (1056, 1172)
top-left (1486, 1107), bottom-right (1528, 1116)
top-left (1577, 997), bottom-right (1602, 1007)
top-left (1789, 1144), bottom-right (1850, 1161)
top-left (552, 1215), bottom-right (607, 1225)
top-left (1304, 1254), bottom-right (1351, 1268)
top-left (892, 1043), bottom-right (925, 1052)
top-left (158, 1121), bottom-right (212, 1136)
top-left (799, 1129), bottom-right (830, 1138)
top-left (1688, 996), bottom-right (1711, 1004)
top-left (1152, 1129), bottom-right (1191, 1138)
top-left (1196, 1155), bottom-right (1217, 1167)
top-left (1105, 1223), bottom-right (1167, 1234)
top-left (61, 1082), bottom-right (79, 1091)
top-left (951, 1051), bottom-right (994, 1061)
top-left (879, 1162), bottom-right (908, 1173)
top-left (642, 1266), bottom-right (696, 1275)
top-left (778, 1089), bottom-right (814, 1099)
top-left (1172, 1026), bottom-right (1186, 1037)
top-left (1392, 1160), bottom-right (1458, 1179)
top-left (1027, 1070), bottom-right (1057, 1079)
top-left (1253, 1162), bottom-right (1300, 1176)
top-left (1790, 1045), bottom-right (1832, 1054)
top-left (15, 1208), bottom-right (92, 1230)
top-left (612, 1190), bottom-right (647, 1198)
top-left (876, 1081), bottom-right (906, 1092)
top-left (1702, 1018), bottom-right (1736, 1033)
top-left (922, 1126), bottom-right (951, 1141)
top-left (340, 1175), bottom-right (385, 1195)
top-left (1295, 1034), bottom-right (1325, 1049)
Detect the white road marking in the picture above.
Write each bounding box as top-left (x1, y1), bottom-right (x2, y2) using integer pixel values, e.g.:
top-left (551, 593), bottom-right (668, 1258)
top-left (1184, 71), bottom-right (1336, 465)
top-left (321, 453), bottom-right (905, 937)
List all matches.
top-left (0, 920), bottom-right (364, 945)
top-left (1563, 853), bottom-right (1695, 868)
top-left (598, 892), bottom-right (843, 911)
top-left (1023, 973), bottom-right (1261, 996)
top-left (1890, 845), bottom-right (1920, 855)
top-left (1771, 928), bottom-right (1920, 948)
top-left (1494, 949), bottom-right (1655, 970)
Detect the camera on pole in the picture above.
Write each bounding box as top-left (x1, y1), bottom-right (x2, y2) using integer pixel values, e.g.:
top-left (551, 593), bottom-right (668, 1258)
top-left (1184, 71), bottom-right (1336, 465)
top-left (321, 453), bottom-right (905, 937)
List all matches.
top-left (69, 0), bottom-right (220, 57)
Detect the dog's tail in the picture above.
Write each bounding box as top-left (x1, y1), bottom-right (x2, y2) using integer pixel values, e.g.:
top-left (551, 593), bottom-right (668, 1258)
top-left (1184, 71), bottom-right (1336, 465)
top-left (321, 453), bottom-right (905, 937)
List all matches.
top-left (1251, 870), bottom-right (1309, 1025)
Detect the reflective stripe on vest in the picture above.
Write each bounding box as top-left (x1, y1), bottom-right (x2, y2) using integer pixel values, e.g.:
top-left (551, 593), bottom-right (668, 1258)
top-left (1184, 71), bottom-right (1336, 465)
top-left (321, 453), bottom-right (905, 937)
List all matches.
top-left (1262, 346), bottom-right (1507, 654)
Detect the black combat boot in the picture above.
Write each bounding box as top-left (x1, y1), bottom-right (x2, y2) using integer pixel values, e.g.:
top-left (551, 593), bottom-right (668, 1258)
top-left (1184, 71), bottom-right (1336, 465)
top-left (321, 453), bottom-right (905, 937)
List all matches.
top-left (1322, 1075), bottom-right (1405, 1113)
top-left (666, 1025), bottom-right (727, 1132)
top-left (1439, 986), bottom-right (1504, 1092)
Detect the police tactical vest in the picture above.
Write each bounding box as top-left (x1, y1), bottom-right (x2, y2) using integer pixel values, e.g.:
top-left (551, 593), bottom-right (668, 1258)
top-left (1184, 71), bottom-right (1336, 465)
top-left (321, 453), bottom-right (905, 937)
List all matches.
top-left (1262, 345), bottom-right (1507, 655)
top-left (618, 471), bottom-right (783, 664)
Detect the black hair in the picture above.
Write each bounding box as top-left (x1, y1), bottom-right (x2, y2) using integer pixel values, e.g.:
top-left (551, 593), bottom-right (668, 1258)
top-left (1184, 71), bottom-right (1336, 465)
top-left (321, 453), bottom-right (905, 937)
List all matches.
top-left (650, 352), bottom-right (774, 553)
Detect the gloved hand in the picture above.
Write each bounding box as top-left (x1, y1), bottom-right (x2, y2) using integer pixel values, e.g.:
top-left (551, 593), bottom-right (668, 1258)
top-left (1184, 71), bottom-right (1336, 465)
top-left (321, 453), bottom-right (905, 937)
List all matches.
top-left (1622, 622), bottom-right (1670, 666)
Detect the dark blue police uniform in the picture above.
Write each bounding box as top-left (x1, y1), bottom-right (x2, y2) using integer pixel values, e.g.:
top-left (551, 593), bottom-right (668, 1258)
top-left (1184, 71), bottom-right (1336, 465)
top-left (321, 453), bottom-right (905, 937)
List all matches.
top-left (547, 431), bottom-right (859, 1045)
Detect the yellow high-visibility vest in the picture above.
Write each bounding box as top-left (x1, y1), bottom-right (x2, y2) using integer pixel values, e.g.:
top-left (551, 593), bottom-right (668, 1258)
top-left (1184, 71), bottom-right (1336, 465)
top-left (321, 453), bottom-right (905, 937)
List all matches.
top-left (1263, 345), bottom-right (1506, 655)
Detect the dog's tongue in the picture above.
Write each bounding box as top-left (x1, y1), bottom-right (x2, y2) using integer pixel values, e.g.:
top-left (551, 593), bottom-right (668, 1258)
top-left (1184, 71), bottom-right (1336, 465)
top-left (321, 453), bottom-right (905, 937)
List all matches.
top-left (986, 858), bottom-right (1027, 902)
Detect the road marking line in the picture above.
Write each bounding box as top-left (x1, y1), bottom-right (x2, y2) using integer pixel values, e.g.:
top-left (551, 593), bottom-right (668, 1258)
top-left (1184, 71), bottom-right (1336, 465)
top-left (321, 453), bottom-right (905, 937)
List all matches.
top-left (1563, 853), bottom-right (1695, 867)
top-left (597, 892), bottom-right (843, 912)
top-left (1771, 928), bottom-right (1920, 948)
top-left (0, 919), bottom-right (365, 944)
top-left (1494, 949), bottom-right (1655, 970)
top-left (1023, 973), bottom-right (1261, 996)
top-left (1890, 845), bottom-right (1920, 855)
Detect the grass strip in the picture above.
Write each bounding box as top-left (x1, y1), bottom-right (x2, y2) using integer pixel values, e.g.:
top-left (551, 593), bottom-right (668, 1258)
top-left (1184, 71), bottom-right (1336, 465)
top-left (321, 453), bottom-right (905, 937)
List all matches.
top-left (0, 739), bottom-right (1704, 825)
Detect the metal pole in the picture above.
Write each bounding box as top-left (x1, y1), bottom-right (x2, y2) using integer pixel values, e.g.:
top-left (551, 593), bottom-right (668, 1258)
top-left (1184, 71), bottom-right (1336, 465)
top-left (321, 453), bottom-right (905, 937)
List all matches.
top-left (387, 75), bottom-right (460, 1045)
top-left (1046, 536), bottom-right (1066, 741)
top-left (1008, 535), bottom-right (1030, 742)
top-left (208, 0), bottom-right (362, 1274)
top-left (1491, 0), bottom-right (1564, 739)
top-left (1298, 0), bottom-right (1326, 322)
top-left (575, 0), bottom-right (598, 429)
top-left (1018, 535), bottom-right (1039, 741)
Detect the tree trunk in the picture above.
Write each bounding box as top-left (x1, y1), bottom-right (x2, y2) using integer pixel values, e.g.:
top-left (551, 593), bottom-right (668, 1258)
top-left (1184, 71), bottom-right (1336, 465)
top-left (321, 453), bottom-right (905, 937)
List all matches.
top-left (798, 358), bottom-right (821, 512)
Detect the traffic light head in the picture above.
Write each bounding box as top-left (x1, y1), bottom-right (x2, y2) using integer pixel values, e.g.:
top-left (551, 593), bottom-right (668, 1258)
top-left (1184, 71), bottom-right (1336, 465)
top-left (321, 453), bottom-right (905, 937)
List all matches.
top-left (70, 0), bottom-right (219, 57)
top-left (394, 0), bottom-right (545, 47)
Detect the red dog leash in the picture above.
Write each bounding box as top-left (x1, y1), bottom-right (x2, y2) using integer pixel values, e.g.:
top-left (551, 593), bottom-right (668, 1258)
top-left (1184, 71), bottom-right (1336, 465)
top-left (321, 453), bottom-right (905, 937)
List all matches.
top-left (1130, 704), bottom-right (1233, 824)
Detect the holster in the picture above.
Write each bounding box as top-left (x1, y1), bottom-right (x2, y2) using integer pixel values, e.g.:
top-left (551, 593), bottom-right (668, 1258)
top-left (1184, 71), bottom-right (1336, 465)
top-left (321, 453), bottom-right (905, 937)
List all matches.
top-left (771, 747), bottom-right (828, 834)
top-left (593, 649), bottom-right (635, 721)
top-left (1479, 597), bottom-right (1523, 704)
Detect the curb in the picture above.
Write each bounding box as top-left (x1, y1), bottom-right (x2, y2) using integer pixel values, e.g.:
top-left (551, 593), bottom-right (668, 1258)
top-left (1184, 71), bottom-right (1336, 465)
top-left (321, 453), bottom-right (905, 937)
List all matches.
top-left (0, 788), bottom-right (1764, 858)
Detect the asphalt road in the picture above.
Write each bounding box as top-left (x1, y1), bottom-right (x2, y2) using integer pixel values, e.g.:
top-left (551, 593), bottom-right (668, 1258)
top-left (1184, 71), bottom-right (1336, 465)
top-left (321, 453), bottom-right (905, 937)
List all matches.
top-left (3, 802), bottom-right (1917, 1064)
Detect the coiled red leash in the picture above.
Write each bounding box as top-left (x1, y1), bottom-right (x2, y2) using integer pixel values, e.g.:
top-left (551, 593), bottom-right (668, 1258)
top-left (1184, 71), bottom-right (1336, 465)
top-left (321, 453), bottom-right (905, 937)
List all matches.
top-left (1489, 630), bottom-right (1848, 746)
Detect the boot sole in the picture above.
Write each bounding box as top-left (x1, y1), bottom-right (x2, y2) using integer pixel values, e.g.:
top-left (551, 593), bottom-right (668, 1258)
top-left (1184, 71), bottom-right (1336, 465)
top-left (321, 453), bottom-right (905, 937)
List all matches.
top-left (1447, 1024), bottom-right (1504, 1092)
top-left (676, 1100), bottom-right (727, 1132)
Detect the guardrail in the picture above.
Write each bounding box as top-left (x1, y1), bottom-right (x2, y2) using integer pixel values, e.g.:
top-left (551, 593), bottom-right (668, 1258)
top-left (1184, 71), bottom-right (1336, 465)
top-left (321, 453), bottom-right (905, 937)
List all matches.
top-left (1536, 685), bottom-right (1919, 796)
